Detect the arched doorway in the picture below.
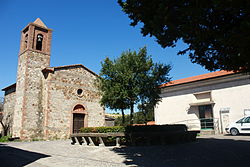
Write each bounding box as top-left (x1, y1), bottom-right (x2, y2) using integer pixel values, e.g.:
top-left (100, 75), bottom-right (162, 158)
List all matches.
top-left (72, 105), bottom-right (87, 133)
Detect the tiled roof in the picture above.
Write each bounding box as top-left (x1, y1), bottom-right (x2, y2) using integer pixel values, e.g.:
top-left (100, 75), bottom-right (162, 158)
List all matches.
top-left (2, 83), bottom-right (16, 91)
top-left (2, 65), bottom-right (98, 92)
top-left (160, 70), bottom-right (235, 88)
top-left (132, 121), bottom-right (155, 126)
top-left (147, 121), bottom-right (155, 125)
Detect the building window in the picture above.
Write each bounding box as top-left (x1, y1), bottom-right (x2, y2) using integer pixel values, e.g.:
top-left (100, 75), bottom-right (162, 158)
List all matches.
top-left (77, 89), bottom-right (83, 96)
top-left (36, 34), bottom-right (43, 51)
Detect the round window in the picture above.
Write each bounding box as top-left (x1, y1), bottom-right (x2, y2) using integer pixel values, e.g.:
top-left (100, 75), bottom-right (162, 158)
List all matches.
top-left (77, 89), bottom-right (83, 95)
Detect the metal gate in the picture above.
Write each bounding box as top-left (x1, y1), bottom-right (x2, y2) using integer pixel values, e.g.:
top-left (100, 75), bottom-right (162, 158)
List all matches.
top-left (199, 105), bottom-right (214, 129)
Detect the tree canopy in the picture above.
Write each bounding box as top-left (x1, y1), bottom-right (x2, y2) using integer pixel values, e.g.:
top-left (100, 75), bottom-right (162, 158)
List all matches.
top-left (115, 110), bottom-right (154, 126)
top-left (98, 47), bottom-right (171, 124)
top-left (118, 0), bottom-right (250, 72)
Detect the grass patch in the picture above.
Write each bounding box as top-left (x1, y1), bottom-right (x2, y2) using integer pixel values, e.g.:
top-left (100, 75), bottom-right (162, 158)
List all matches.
top-left (0, 135), bottom-right (11, 142)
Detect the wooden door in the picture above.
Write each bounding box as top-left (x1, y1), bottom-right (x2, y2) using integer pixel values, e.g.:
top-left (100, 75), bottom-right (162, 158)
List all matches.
top-left (73, 113), bottom-right (85, 133)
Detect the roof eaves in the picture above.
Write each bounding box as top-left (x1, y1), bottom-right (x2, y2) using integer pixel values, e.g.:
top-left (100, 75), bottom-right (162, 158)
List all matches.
top-left (43, 64), bottom-right (99, 77)
top-left (160, 71), bottom-right (235, 88)
top-left (2, 83), bottom-right (16, 91)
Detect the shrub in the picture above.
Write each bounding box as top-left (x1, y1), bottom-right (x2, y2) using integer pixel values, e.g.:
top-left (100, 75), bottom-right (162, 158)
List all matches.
top-left (125, 124), bottom-right (187, 133)
top-left (78, 124), bottom-right (197, 146)
top-left (0, 135), bottom-right (11, 142)
top-left (80, 126), bottom-right (126, 145)
top-left (80, 126), bottom-right (125, 133)
top-left (80, 125), bottom-right (187, 134)
top-left (124, 124), bottom-right (189, 145)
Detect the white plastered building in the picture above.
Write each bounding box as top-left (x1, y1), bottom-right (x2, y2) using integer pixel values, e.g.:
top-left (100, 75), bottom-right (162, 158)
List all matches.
top-left (155, 71), bottom-right (250, 134)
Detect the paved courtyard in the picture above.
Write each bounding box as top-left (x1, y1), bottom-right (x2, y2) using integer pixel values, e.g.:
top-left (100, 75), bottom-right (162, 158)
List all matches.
top-left (0, 135), bottom-right (250, 167)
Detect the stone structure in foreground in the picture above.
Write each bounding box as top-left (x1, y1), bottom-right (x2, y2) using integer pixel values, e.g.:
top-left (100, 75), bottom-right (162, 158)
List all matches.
top-left (2, 18), bottom-right (105, 140)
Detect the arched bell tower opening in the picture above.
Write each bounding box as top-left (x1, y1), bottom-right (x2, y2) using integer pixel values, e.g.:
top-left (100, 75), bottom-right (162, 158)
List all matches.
top-left (72, 104), bottom-right (88, 133)
top-left (36, 34), bottom-right (43, 50)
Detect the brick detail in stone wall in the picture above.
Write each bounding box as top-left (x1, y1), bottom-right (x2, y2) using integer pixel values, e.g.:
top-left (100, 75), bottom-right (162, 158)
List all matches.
top-left (19, 23), bottom-right (52, 56)
top-left (13, 51), bottom-right (50, 140)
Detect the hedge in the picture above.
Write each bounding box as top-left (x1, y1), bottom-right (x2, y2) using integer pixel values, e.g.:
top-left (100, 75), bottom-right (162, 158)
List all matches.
top-left (80, 126), bottom-right (125, 133)
top-left (0, 135), bottom-right (11, 142)
top-left (125, 124), bottom-right (187, 133)
top-left (80, 124), bottom-right (187, 134)
top-left (79, 124), bottom-right (197, 145)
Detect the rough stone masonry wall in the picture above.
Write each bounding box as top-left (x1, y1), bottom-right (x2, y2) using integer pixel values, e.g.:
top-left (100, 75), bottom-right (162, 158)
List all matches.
top-left (13, 51), bottom-right (50, 139)
top-left (2, 88), bottom-right (16, 135)
top-left (12, 52), bottom-right (28, 138)
top-left (43, 67), bottom-right (105, 139)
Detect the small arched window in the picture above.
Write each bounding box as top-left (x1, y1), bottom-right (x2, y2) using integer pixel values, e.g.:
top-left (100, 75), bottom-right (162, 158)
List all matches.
top-left (36, 34), bottom-right (43, 51)
top-left (24, 34), bottom-right (28, 48)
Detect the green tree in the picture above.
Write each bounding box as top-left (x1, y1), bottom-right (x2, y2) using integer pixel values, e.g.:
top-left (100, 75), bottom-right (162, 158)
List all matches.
top-left (97, 58), bottom-right (128, 125)
top-left (114, 110), bottom-right (154, 126)
top-left (98, 47), bottom-right (171, 124)
top-left (138, 62), bottom-right (170, 124)
top-left (118, 0), bottom-right (250, 72)
top-left (115, 114), bottom-right (130, 126)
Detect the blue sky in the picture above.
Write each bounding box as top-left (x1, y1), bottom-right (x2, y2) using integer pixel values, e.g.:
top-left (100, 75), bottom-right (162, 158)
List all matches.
top-left (0, 1), bottom-right (209, 101)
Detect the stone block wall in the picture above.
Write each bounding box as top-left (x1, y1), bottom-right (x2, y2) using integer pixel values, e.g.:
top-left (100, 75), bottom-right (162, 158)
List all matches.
top-left (4, 19), bottom-right (105, 140)
top-left (13, 51), bottom-right (50, 139)
top-left (2, 88), bottom-right (16, 135)
top-left (12, 52), bottom-right (27, 138)
top-left (43, 66), bottom-right (105, 139)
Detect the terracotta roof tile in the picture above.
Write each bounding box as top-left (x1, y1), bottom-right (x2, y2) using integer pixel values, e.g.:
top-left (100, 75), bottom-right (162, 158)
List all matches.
top-left (132, 121), bottom-right (155, 126)
top-left (147, 121), bottom-right (155, 125)
top-left (160, 70), bottom-right (235, 88)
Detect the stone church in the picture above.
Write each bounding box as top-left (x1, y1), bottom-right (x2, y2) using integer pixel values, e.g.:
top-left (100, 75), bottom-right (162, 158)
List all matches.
top-left (2, 18), bottom-right (105, 140)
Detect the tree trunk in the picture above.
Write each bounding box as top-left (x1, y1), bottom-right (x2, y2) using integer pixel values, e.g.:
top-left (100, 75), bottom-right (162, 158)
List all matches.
top-left (121, 109), bottom-right (125, 125)
top-left (143, 111), bottom-right (147, 125)
top-left (130, 104), bottom-right (134, 125)
top-left (141, 104), bottom-right (147, 125)
top-left (0, 121), bottom-right (8, 136)
top-left (0, 121), bottom-right (4, 136)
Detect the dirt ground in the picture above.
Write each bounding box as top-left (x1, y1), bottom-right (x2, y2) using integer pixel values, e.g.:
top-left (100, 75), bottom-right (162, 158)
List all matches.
top-left (0, 134), bottom-right (250, 167)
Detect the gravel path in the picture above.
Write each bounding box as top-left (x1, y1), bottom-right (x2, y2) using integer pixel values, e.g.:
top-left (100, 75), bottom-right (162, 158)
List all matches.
top-left (1, 135), bottom-right (250, 167)
top-left (0, 140), bottom-right (127, 167)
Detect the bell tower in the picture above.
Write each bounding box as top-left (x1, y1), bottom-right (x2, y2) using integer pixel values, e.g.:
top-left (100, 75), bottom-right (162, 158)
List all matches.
top-left (12, 18), bottom-right (52, 139)
top-left (19, 18), bottom-right (52, 55)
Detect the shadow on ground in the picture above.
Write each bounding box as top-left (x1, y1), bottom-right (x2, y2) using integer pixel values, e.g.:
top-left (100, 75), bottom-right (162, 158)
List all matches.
top-left (112, 137), bottom-right (250, 167)
top-left (0, 143), bottom-right (50, 167)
